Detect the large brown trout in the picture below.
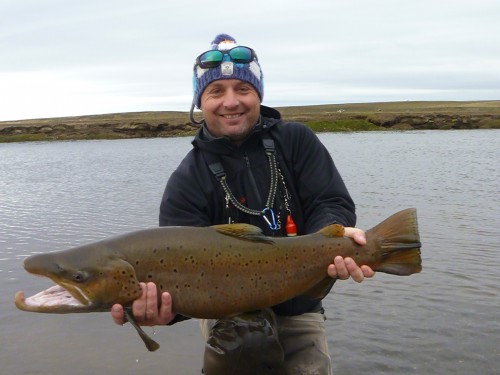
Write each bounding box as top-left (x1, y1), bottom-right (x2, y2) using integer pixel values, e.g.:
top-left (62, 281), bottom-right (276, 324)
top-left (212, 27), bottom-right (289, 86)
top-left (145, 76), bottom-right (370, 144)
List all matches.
top-left (15, 208), bottom-right (421, 351)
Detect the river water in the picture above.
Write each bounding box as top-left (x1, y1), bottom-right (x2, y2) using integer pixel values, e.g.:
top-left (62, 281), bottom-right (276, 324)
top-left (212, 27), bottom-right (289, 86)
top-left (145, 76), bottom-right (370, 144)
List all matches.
top-left (1, 130), bottom-right (499, 374)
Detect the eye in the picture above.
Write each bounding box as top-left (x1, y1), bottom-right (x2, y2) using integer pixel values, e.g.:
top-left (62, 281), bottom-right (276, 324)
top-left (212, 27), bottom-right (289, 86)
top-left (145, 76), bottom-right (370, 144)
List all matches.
top-left (72, 271), bottom-right (89, 283)
top-left (208, 87), bottom-right (222, 95)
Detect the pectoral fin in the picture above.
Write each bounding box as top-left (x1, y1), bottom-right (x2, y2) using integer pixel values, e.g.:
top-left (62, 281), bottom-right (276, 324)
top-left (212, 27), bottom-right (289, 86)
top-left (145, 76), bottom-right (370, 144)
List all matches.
top-left (124, 308), bottom-right (160, 352)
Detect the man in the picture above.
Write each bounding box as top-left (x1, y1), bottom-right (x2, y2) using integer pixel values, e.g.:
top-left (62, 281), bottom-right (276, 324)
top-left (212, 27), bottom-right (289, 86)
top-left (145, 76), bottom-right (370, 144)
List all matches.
top-left (112, 34), bottom-right (374, 374)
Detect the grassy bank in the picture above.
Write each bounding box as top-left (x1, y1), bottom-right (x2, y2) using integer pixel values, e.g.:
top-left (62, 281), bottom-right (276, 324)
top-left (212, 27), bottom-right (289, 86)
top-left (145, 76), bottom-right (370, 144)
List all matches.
top-left (1, 101), bottom-right (499, 143)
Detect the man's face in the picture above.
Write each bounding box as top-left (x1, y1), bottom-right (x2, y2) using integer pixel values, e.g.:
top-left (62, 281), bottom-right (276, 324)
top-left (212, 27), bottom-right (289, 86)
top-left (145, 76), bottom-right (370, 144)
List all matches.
top-left (200, 79), bottom-right (261, 144)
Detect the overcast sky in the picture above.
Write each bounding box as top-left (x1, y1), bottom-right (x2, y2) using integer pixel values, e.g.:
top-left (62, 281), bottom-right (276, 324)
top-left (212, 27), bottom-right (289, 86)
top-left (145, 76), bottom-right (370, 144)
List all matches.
top-left (1, 0), bottom-right (499, 121)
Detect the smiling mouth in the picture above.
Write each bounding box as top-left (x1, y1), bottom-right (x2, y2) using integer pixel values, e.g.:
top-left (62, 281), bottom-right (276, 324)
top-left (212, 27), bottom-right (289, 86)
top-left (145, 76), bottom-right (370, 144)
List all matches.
top-left (222, 113), bottom-right (243, 119)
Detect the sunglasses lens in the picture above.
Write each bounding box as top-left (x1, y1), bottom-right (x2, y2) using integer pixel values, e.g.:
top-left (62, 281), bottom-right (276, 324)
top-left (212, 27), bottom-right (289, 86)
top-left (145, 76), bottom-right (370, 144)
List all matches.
top-left (198, 51), bottom-right (223, 68)
top-left (228, 47), bottom-right (253, 63)
top-left (197, 47), bottom-right (255, 69)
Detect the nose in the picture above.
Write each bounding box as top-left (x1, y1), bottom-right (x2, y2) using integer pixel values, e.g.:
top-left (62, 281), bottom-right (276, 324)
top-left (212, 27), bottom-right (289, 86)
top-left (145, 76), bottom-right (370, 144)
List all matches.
top-left (222, 88), bottom-right (239, 108)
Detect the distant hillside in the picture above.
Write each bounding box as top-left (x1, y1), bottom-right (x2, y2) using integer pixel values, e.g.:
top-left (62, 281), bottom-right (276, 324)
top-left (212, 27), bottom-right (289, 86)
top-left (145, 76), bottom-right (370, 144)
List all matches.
top-left (1, 101), bottom-right (499, 142)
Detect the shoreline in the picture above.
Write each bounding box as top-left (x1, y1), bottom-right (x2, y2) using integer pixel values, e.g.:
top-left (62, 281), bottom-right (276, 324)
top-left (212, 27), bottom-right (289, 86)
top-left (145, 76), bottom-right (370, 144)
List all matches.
top-left (1, 100), bottom-right (499, 142)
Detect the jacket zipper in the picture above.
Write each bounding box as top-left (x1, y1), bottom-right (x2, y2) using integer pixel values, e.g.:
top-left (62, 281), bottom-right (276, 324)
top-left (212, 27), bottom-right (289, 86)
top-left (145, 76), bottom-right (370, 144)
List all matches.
top-left (244, 154), bottom-right (263, 210)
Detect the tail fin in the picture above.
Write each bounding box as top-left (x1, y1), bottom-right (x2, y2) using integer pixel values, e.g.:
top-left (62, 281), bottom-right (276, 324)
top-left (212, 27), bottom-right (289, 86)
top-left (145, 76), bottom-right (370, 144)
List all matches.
top-left (367, 208), bottom-right (422, 276)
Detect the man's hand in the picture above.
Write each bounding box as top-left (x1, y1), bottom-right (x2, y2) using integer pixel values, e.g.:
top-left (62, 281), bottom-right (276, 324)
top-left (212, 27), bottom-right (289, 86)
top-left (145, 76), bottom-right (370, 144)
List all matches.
top-left (111, 282), bottom-right (176, 326)
top-left (327, 227), bottom-right (375, 282)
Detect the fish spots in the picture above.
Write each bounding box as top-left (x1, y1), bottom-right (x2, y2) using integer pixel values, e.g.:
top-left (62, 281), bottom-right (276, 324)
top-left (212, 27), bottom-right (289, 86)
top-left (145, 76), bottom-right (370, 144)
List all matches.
top-left (183, 255), bottom-right (198, 265)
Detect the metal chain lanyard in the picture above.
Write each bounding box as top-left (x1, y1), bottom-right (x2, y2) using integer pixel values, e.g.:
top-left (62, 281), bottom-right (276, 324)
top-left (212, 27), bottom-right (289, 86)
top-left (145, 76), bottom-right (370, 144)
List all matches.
top-left (217, 145), bottom-right (279, 230)
top-left (207, 138), bottom-right (297, 235)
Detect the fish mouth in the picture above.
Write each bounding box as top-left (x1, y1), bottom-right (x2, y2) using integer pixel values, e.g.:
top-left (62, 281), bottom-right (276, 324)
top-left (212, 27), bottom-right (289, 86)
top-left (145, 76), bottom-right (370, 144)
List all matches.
top-left (15, 284), bottom-right (101, 313)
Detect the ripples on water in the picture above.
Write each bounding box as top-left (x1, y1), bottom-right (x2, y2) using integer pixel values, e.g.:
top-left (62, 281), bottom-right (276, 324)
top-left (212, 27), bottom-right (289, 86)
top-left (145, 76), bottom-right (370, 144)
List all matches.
top-left (1, 131), bottom-right (499, 374)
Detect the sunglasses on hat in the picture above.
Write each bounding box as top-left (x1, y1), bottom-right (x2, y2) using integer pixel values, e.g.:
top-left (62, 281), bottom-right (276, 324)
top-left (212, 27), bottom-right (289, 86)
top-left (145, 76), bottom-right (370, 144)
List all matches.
top-left (196, 46), bottom-right (257, 69)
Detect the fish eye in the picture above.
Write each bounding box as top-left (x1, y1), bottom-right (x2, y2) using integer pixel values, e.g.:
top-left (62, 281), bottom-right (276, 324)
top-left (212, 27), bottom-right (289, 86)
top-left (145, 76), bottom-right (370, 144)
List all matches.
top-left (72, 271), bottom-right (89, 283)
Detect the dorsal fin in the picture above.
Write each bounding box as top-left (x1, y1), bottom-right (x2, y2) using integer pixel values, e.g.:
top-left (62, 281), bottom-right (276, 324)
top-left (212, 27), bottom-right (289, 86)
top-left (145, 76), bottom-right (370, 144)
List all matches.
top-left (212, 224), bottom-right (275, 244)
top-left (318, 224), bottom-right (345, 238)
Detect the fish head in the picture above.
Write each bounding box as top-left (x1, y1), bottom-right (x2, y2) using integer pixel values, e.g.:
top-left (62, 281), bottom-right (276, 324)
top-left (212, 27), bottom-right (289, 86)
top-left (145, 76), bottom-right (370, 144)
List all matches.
top-left (15, 245), bottom-right (143, 313)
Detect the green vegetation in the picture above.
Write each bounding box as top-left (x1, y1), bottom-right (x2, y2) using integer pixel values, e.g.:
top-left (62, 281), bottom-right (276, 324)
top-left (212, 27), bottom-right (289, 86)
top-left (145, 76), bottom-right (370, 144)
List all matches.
top-left (0, 134), bottom-right (49, 143)
top-left (1, 101), bottom-right (498, 143)
top-left (305, 119), bottom-right (381, 132)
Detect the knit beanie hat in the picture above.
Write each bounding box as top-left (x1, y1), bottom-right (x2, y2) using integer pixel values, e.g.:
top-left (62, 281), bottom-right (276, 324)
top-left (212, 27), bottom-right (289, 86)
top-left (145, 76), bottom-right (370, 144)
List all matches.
top-left (192, 33), bottom-right (264, 109)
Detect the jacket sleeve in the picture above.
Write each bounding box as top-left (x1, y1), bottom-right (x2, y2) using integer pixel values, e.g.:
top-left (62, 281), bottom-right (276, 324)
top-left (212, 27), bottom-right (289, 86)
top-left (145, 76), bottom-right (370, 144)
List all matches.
top-left (159, 150), bottom-right (218, 228)
top-left (280, 122), bottom-right (356, 233)
top-left (159, 150), bottom-right (219, 325)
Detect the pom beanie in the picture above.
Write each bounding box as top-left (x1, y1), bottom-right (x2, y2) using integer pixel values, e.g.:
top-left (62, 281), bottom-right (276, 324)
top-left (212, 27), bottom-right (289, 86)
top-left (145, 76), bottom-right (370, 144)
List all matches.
top-left (192, 33), bottom-right (264, 109)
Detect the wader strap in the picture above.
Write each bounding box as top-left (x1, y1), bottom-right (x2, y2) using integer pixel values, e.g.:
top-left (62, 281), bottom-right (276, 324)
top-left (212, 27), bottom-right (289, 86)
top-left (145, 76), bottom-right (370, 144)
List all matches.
top-left (208, 162), bottom-right (226, 180)
top-left (201, 138), bottom-right (279, 228)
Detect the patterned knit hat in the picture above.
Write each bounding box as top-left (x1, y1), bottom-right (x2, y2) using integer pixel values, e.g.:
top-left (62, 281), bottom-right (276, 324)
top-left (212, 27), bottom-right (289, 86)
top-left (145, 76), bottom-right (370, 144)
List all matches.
top-left (192, 33), bottom-right (264, 109)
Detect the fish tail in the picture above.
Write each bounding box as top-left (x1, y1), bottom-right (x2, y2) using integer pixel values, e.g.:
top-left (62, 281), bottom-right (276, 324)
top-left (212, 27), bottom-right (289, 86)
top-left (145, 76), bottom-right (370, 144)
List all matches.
top-left (367, 208), bottom-right (422, 276)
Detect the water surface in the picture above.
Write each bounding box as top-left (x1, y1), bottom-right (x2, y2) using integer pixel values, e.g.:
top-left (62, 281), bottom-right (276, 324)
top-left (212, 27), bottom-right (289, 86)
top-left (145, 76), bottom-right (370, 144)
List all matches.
top-left (1, 130), bottom-right (499, 374)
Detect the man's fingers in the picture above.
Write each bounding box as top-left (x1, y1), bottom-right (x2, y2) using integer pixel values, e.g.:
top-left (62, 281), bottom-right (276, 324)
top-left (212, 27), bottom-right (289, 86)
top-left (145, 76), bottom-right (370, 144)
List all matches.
top-left (329, 256), bottom-right (375, 283)
top-left (111, 304), bottom-right (125, 325)
top-left (158, 292), bottom-right (174, 325)
top-left (132, 282), bottom-right (148, 321)
top-left (361, 265), bottom-right (376, 278)
top-left (344, 257), bottom-right (364, 282)
top-left (344, 227), bottom-right (367, 245)
top-left (334, 256), bottom-right (350, 279)
top-left (145, 282), bottom-right (159, 320)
